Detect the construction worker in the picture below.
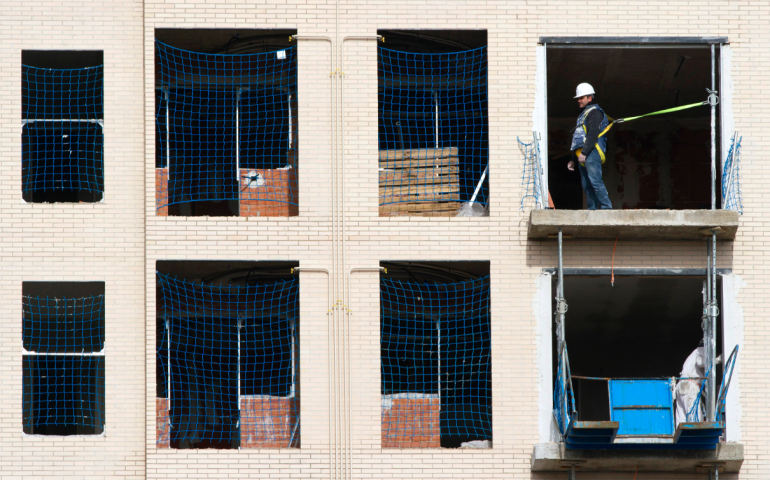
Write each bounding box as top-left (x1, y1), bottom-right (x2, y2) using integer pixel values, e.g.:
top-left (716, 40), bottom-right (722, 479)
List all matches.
top-left (567, 83), bottom-right (613, 210)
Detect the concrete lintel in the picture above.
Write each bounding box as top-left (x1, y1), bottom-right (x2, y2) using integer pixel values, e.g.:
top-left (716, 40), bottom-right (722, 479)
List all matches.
top-left (528, 210), bottom-right (739, 240)
top-left (531, 442), bottom-right (744, 473)
top-left (540, 36), bottom-right (728, 45)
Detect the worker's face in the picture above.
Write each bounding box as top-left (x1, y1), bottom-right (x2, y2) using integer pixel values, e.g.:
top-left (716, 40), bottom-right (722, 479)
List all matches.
top-left (577, 95), bottom-right (592, 108)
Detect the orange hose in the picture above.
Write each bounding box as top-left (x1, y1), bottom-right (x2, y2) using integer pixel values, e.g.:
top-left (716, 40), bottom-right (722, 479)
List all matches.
top-left (611, 236), bottom-right (618, 286)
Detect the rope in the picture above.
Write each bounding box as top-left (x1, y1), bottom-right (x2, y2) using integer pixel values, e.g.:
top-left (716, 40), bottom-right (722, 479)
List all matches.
top-left (611, 236), bottom-right (618, 287)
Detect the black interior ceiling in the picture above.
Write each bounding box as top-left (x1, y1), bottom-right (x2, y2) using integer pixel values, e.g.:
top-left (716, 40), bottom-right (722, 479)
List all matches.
top-left (155, 29), bottom-right (297, 54)
top-left (377, 30), bottom-right (487, 53)
top-left (553, 275), bottom-right (722, 421)
top-left (548, 47), bottom-right (713, 119)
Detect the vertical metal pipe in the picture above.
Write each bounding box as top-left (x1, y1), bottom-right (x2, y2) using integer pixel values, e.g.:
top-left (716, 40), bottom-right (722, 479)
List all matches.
top-left (557, 228), bottom-right (567, 423)
top-left (711, 44), bottom-right (716, 210)
top-left (706, 233), bottom-right (717, 422)
top-left (437, 317), bottom-right (441, 409)
top-left (433, 90), bottom-right (439, 148)
top-left (236, 89), bottom-right (242, 216)
top-left (237, 317), bottom-right (242, 445)
top-left (288, 93), bottom-right (292, 150)
top-left (164, 89), bottom-right (171, 169)
top-left (558, 228), bottom-right (565, 346)
top-left (704, 238), bottom-right (712, 420)
top-left (166, 318), bottom-right (172, 428)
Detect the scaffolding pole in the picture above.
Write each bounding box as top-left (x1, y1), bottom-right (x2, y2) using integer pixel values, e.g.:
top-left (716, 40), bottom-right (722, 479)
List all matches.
top-left (557, 228), bottom-right (568, 427)
top-left (711, 43), bottom-right (716, 210)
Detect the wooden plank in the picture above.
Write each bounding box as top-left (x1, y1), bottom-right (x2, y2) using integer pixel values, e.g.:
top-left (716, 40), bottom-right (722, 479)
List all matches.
top-left (380, 175), bottom-right (459, 189)
top-left (380, 156), bottom-right (458, 170)
top-left (380, 184), bottom-right (459, 197)
top-left (378, 146), bottom-right (458, 162)
top-left (380, 193), bottom-right (461, 203)
top-left (381, 210), bottom-right (458, 217)
top-left (379, 167), bottom-right (459, 184)
top-left (380, 201), bottom-right (463, 213)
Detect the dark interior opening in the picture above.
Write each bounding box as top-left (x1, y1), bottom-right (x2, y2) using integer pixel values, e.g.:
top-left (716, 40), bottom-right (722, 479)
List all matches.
top-left (381, 261), bottom-right (491, 448)
top-left (552, 275), bottom-right (722, 422)
top-left (22, 281), bottom-right (105, 436)
top-left (156, 260), bottom-right (299, 449)
top-left (547, 46), bottom-right (720, 210)
top-left (376, 31), bottom-right (489, 212)
top-left (21, 50), bottom-right (104, 204)
top-left (155, 29), bottom-right (298, 217)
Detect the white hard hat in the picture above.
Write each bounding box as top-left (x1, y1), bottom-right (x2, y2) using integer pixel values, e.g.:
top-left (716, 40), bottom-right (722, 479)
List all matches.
top-left (574, 83), bottom-right (595, 98)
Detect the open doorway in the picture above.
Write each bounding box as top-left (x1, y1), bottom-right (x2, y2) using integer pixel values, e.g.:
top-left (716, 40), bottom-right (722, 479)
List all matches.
top-left (546, 44), bottom-right (720, 210)
top-left (552, 275), bottom-right (722, 423)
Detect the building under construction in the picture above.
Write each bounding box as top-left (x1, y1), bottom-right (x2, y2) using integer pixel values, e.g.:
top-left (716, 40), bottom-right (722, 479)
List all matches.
top-left (1, 2), bottom-right (769, 480)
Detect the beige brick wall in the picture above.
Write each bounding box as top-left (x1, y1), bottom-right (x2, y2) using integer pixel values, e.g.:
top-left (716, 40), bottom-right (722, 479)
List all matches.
top-left (0, 0), bottom-right (768, 479)
top-left (0, 1), bottom-right (146, 479)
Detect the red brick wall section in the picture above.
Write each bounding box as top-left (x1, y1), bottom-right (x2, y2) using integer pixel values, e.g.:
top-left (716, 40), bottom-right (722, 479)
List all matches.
top-left (240, 397), bottom-right (299, 448)
top-left (156, 398), bottom-right (170, 448)
top-left (381, 397), bottom-right (440, 448)
top-left (239, 169), bottom-right (299, 217)
top-left (155, 168), bottom-right (168, 216)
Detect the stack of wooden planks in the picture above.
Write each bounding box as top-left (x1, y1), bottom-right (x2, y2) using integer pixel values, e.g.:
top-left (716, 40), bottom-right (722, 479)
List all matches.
top-left (379, 146), bottom-right (462, 216)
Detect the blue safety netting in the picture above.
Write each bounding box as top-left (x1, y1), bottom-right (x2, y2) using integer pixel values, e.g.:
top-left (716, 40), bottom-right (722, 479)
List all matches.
top-left (157, 273), bottom-right (299, 449)
top-left (381, 276), bottom-right (491, 444)
top-left (378, 46), bottom-right (489, 210)
top-left (519, 136), bottom-right (543, 210)
top-left (722, 135), bottom-right (743, 214)
top-left (22, 295), bottom-right (106, 433)
top-left (155, 41), bottom-right (298, 211)
top-left (21, 65), bottom-right (104, 195)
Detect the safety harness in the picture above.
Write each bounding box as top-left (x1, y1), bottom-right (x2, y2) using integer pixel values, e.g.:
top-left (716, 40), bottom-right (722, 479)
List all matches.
top-left (573, 93), bottom-right (717, 163)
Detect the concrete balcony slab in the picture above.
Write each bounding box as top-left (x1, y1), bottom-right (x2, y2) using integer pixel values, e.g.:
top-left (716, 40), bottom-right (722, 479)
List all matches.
top-left (531, 442), bottom-right (744, 473)
top-left (528, 210), bottom-right (739, 240)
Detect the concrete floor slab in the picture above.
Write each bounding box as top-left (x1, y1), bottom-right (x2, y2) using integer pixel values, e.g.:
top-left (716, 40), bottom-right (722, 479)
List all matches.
top-left (531, 442), bottom-right (744, 473)
top-left (528, 210), bottom-right (739, 240)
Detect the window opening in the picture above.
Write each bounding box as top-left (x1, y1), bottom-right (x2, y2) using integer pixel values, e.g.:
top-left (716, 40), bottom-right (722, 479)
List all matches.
top-left (552, 275), bottom-right (722, 424)
top-left (545, 45), bottom-right (720, 210)
top-left (156, 261), bottom-right (299, 449)
top-left (380, 261), bottom-right (491, 448)
top-left (22, 281), bottom-right (105, 435)
top-left (377, 30), bottom-right (489, 217)
top-left (154, 29), bottom-right (298, 217)
top-left (21, 51), bottom-right (104, 203)
top-left (550, 231), bottom-right (738, 449)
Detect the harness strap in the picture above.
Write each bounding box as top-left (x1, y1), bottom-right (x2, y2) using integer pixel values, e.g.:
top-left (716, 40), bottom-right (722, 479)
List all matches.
top-left (598, 101), bottom-right (708, 140)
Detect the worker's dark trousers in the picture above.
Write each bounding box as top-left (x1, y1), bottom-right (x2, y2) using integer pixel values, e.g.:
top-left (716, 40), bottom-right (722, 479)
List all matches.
top-left (578, 149), bottom-right (612, 210)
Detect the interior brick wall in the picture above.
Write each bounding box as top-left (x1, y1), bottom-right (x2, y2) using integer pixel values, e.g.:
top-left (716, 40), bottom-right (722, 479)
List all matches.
top-left (239, 168), bottom-right (299, 217)
top-left (381, 397), bottom-right (440, 449)
top-left (240, 397), bottom-right (299, 448)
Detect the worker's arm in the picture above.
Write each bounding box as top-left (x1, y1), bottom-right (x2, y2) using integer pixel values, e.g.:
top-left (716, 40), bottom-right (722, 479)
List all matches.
top-left (578, 109), bottom-right (602, 160)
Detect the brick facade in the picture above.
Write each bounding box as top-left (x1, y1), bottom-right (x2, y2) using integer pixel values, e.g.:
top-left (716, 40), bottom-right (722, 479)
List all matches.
top-left (1, 1), bottom-right (769, 479)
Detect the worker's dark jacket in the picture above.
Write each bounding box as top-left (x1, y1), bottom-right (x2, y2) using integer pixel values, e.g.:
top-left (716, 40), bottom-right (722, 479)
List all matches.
top-left (570, 101), bottom-right (609, 163)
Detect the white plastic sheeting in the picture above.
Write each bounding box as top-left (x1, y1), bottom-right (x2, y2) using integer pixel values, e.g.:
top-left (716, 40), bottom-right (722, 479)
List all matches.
top-left (675, 346), bottom-right (706, 425)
